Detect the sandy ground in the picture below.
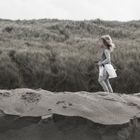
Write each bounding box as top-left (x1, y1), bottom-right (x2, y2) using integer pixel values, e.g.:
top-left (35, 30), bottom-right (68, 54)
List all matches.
top-left (0, 89), bottom-right (140, 140)
top-left (0, 88), bottom-right (140, 125)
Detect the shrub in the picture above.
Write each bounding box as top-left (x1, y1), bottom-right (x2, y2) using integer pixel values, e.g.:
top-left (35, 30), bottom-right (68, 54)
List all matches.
top-left (0, 52), bottom-right (21, 89)
top-left (0, 19), bottom-right (139, 93)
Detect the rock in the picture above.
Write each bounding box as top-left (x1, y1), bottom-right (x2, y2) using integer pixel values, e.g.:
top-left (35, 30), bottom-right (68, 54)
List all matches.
top-left (0, 88), bottom-right (140, 140)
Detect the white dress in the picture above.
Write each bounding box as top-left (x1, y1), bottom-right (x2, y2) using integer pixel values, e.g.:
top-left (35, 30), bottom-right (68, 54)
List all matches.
top-left (99, 48), bottom-right (117, 79)
top-left (99, 65), bottom-right (117, 78)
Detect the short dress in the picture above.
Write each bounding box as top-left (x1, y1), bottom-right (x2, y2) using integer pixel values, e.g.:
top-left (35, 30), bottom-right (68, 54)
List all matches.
top-left (99, 49), bottom-right (117, 79)
top-left (99, 65), bottom-right (117, 78)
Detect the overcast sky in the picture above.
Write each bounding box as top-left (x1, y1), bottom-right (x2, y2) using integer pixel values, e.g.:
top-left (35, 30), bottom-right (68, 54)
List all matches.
top-left (0, 0), bottom-right (139, 21)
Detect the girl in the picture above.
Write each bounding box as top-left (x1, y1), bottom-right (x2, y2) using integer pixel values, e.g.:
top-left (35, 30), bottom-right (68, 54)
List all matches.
top-left (97, 35), bottom-right (117, 93)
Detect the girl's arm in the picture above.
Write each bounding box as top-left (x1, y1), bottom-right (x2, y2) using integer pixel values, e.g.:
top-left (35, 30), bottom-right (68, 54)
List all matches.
top-left (99, 49), bottom-right (111, 65)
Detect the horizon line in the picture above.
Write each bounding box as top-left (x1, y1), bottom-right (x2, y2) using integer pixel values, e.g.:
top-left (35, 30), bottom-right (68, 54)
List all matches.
top-left (0, 17), bottom-right (140, 23)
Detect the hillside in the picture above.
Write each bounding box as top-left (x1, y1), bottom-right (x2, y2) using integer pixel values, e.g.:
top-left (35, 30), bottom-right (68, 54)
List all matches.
top-left (0, 19), bottom-right (140, 93)
top-left (0, 89), bottom-right (140, 140)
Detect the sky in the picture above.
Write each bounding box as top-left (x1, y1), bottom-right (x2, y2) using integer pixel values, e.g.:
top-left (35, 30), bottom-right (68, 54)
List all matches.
top-left (0, 0), bottom-right (139, 21)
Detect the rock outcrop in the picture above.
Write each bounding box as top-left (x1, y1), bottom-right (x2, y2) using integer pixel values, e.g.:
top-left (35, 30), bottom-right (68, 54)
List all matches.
top-left (0, 88), bottom-right (140, 140)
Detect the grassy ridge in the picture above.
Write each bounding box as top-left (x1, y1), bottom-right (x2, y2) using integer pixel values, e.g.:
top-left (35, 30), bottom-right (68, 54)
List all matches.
top-left (0, 19), bottom-right (140, 93)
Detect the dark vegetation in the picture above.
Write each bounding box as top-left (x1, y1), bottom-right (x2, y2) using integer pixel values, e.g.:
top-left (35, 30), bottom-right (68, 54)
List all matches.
top-left (0, 18), bottom-right (140, 93)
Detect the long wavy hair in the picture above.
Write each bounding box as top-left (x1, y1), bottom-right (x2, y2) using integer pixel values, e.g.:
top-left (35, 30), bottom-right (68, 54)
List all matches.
top-left (101, 35), bottom-right (115, 52)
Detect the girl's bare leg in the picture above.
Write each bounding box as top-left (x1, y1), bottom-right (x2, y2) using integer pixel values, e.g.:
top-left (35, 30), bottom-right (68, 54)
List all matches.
top-left (98, 76), bottom-right (109, 92)
top-left (105, 78), bottom-right (113, 93)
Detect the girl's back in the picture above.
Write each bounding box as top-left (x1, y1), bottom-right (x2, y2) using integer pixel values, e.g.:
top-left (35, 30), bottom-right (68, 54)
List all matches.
top-left (100, 48), bottom-right (111, 64)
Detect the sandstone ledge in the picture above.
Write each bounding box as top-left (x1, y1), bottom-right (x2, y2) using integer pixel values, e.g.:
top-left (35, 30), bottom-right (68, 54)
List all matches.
top-left (1, 89), bottom-right (140, 140)
top-left (0, 88), bottom-right (140, 125)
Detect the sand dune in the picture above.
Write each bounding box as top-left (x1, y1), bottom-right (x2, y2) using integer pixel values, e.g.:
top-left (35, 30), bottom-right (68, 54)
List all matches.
top-left (0, 88), bottom-right (140, 140)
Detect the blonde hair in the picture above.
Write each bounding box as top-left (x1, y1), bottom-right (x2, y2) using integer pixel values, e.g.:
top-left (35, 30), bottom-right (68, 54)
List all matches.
top-left (100, 35), bottom-right (115, 52)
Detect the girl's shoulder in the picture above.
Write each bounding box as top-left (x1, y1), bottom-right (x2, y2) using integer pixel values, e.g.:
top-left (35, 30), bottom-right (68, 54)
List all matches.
top-left (103, 48), bottom-right (111, 56)
top-left (104, 48), bottom-right (111, 53)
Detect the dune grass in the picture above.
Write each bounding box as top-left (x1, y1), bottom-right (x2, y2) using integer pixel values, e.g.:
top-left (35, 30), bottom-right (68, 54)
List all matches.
top-left (0, 19), bottom-right (139, 93)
